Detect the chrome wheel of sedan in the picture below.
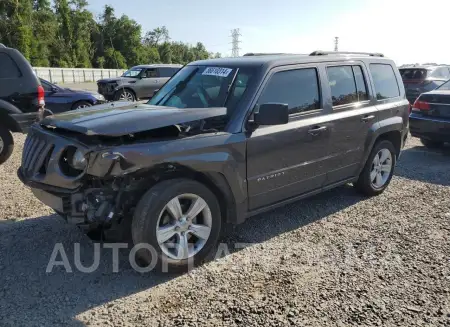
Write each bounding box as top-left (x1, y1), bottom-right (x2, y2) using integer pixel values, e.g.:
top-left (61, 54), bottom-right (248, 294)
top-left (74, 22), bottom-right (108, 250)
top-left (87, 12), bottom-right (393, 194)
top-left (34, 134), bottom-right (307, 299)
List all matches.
top-left (156, 194), bottom-right (212, 260)
top-left (0, 136), bottom-right (4, 154)
top-left (370, 148), bottom-right (392, 188)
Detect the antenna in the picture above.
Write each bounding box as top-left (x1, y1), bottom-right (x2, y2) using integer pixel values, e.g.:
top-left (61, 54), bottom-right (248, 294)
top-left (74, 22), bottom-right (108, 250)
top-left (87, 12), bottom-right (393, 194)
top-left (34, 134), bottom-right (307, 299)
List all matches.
top-left (230, 29), bottom-right (241, 57)
top-left (334, 37), bottom-right (339, 52)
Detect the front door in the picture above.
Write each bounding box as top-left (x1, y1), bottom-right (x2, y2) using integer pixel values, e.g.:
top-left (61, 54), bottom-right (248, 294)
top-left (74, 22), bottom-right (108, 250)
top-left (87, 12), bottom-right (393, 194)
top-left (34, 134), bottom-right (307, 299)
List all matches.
top-left (134, 68), bottom-right (162, 99)
top-left (322, 64), bottom-right (380, 184)
top-left (246, 66), bottom-right (331, 210)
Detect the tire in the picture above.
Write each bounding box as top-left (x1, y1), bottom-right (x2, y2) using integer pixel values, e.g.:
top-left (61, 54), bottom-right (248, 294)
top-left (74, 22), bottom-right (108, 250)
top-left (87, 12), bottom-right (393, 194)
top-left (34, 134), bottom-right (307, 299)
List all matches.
top-left (132, 178), bottom-right (222, 273)
top-left (420, 138), bottom-right (443, 149)
top-left (114, 88), bottom-right (136, 102)
top-left (0, 126), bottom-right (14, 165)
top-left (72, 101), bottom-right (92, 110)
top-left (354, 140), bottom-right (396, 196)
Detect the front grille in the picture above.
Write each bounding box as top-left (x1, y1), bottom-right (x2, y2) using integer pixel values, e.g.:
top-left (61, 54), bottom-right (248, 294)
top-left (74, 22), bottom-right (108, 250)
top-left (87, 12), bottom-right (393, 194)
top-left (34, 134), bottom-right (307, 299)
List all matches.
top-left (21, 131), bottom-right (54, 178)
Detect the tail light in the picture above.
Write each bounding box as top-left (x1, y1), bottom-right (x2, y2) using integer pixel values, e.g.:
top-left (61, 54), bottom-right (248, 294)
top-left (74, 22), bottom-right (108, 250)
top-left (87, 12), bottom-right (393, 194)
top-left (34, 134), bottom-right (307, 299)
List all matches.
top-left (37, 85), bottom-right (45, 107)
top-left (412, 99), bottom-right (430, 112)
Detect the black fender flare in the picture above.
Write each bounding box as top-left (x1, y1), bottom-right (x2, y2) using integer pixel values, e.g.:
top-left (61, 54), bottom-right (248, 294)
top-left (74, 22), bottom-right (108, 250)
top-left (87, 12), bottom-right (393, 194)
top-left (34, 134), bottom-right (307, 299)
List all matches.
top-left (0, 99), bottom-right (23, 132)
top-left (359, 116), bottom-right (403, 172)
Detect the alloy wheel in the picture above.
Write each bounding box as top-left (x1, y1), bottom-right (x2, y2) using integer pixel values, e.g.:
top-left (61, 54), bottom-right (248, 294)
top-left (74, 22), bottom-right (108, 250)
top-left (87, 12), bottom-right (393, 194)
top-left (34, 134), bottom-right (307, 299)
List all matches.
top-left (0, 136), bottom-right (3, 154)
top-left (156, 194), bottom-right (212, 260)
top-left (75, 104), bottom-right (91, 110)
top-left (119, 91), bottom-right (134, 102)
top-left (370, 148), bottom-right (392, 188)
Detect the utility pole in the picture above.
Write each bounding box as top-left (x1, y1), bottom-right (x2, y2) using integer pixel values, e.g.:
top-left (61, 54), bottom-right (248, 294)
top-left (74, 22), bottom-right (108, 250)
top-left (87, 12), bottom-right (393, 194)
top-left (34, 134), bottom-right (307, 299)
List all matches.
top-left (231, 29), bottom-right (241, 57)
top-left (334, 37), bottom-right (339, 52)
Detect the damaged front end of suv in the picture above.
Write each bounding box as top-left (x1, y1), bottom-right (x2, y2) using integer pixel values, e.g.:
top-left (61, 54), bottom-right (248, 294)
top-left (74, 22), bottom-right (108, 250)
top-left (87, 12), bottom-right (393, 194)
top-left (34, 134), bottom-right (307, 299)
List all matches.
top-left (18, 102), bottom-right (230, 231)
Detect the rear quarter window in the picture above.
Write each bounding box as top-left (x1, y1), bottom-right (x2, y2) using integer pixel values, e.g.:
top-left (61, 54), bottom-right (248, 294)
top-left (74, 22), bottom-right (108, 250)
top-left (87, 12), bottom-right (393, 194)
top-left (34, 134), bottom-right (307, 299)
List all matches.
top-left (0, 53), bottom-right (22, 78)
top-left (370, 64), bottom-right (400, 100)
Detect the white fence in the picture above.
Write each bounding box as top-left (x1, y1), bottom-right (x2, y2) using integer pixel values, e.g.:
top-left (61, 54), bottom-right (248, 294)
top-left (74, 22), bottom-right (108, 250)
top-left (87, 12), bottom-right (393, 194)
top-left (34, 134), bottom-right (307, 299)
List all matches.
top-left (33, 67), bottom-right (126, 84)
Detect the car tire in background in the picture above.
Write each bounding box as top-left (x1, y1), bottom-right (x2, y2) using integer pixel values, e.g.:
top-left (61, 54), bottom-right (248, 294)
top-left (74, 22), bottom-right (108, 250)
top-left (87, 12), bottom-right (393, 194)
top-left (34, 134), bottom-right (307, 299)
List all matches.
top-left (354, 140), bottom-right (396, 196)
top-left (72, 101), bottom-right (92, 110)
top-left (131, 178), bottom-right (222, 272)
top-left (114, 88), bottom-right (136, 102)
top-left (0, 126), bottom-right (14, 165)
top-left (420, 138), bottom-right (443, 149)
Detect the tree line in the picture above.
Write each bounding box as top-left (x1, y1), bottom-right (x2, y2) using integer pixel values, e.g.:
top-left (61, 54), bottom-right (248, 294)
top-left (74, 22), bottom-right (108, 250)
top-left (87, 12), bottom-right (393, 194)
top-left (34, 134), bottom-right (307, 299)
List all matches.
top-left (0, 0), bottom-right (222, 69)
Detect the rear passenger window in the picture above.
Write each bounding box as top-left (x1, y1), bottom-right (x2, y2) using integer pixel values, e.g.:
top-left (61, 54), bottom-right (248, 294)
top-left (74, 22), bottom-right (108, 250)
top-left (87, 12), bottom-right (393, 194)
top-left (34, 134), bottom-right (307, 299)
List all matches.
top-left (158, 67), bottom-right (179, 78)
top-left (327, 65), bottom-right (368, 106)
top-left (257, 68), bottom-right (320, 115)
top-left (0, 53), bottom-right (21, 78)
top-left (370, 64), bottom-right (400, 100)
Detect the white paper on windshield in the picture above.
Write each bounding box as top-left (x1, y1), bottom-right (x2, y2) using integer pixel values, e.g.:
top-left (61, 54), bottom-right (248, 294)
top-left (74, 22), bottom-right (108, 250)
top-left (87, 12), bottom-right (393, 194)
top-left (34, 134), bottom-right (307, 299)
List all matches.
top-left (202, 67), bottom-right (232, 77)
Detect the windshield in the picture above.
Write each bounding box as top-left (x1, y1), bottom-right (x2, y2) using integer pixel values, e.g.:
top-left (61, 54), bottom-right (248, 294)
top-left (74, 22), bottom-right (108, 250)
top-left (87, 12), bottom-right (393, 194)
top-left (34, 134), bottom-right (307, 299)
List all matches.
top-left (148, 65), bottom-right (254, 115)
top-left (437, 79), bottom-right (450, 91)
top-left (122, 67), bottom-right (143, 78)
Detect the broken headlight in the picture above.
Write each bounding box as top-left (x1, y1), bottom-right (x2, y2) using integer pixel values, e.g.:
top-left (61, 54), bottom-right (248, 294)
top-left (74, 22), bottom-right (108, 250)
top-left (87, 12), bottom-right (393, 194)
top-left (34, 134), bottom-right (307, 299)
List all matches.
top-left (60, 146), bottom-right (87, 177)
top-left (71, 149), bottom-right (87, 170)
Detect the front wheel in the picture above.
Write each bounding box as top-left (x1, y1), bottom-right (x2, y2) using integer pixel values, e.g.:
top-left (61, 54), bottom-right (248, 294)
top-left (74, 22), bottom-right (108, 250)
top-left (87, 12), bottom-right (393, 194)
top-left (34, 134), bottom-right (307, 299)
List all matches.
top-left (72, 100), bottom-right (92, 110)
top-left (354, 140), bottom-right (396, 196)
top-left (420, 138), bottom-right (443, 149)
top-left (0, 126), bottom-right (14, 165)
top-left (132, 179), bottom-right (222, 272)
top-left (114, 89), bottom-right (136, 102)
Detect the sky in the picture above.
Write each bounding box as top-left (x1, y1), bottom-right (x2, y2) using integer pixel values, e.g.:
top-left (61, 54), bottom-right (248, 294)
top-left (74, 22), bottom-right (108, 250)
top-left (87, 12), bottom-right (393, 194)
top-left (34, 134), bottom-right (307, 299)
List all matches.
top-left (87, 0), bottom-right (450, 65)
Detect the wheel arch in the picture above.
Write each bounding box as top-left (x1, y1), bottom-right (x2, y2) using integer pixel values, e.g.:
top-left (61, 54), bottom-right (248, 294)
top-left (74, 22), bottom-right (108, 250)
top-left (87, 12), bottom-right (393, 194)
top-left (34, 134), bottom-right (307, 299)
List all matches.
top-left (71, 100), bottom-right (94, 110)
top-left (130, 163), bottom-right (240, 225)
top-left (115, 87), bottom-right (137, 100)
top-left (360, 117), bottom-right (403, 173)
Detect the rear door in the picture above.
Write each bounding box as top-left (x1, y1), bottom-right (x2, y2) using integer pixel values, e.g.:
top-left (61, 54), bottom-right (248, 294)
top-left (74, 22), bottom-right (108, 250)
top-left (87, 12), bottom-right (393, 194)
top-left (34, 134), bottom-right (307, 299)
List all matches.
top-left (246, 65), bottom-right (331, 210)
top-left (322, 63), bottom-right (380, 185)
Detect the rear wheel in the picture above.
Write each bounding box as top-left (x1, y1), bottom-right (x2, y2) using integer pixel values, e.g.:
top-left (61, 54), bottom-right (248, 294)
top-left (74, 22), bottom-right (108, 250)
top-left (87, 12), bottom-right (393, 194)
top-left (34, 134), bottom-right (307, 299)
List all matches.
top-left (0, 126), bottom-right (14, 165)
top-left (114, 89), bottom-right (136, 102)
top-left (420, 138), bottom-right (443, 149)
top-left (354, 140), bottom-right (396, 196)
top-left (132, 179), bottom-right (222, 272)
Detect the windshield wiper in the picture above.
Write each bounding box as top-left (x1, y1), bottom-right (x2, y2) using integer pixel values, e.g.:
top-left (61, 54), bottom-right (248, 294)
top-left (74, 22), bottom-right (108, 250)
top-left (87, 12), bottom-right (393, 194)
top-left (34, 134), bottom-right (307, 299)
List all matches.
top-left (155, 68), bottom-right (199, 106)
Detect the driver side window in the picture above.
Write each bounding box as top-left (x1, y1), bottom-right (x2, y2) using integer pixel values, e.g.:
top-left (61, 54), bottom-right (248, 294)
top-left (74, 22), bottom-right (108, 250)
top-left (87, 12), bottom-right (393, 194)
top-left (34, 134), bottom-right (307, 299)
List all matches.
top-left (143, 69), bottom-right (157, 78)
top-left (257, 68), bottom-right (321, 115)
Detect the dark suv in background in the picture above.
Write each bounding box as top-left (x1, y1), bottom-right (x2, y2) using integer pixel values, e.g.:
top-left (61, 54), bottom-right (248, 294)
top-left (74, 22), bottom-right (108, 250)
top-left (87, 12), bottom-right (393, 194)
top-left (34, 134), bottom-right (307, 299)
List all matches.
top-left (399, 65), bottom-right (450, 103)
top-left (19, 51), bottom-right (409, 271)
top-left (97, 64), bottom-right (182, 102)
top-left (0, 44), bottom-right (44, 164)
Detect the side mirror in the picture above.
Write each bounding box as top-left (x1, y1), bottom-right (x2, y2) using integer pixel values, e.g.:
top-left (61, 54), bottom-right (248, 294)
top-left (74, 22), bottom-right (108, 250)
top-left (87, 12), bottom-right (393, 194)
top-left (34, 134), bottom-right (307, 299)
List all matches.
top-left (254, 103), bottom-right (289, 125)
top-left (51, 86), bottom-right (58, 92)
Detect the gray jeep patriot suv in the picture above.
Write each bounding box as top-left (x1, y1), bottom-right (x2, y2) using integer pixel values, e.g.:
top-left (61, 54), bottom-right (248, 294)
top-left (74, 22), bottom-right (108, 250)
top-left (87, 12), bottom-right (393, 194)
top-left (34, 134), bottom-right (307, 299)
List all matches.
top-left (18, 51), bottom-right (409, 271)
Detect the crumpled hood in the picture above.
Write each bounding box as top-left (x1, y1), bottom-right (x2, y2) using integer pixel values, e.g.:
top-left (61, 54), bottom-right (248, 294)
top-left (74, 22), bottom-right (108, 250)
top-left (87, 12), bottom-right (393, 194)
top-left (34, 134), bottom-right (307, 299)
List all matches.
top-left (40, 101), bottom-right (227, 136)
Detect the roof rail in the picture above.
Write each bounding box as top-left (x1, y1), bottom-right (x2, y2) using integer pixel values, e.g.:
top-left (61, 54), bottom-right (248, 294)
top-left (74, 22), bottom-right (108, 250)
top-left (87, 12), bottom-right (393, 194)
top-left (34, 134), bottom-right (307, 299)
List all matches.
top-left (243, 53), bottom-right (289, 56)
top-left (310, 50), bottom-right (384, 57)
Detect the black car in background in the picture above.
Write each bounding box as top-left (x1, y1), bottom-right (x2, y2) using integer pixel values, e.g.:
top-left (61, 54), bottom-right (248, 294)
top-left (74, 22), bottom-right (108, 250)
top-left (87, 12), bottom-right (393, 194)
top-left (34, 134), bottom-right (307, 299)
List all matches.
top-left (410, 79), bottom-right (450, 148)
top-left (399, 65), bottom-right (450, 103)
top-left (0, 44), bottom-right (44, 164)
top-left (40, 78), bottom-right (105, 114)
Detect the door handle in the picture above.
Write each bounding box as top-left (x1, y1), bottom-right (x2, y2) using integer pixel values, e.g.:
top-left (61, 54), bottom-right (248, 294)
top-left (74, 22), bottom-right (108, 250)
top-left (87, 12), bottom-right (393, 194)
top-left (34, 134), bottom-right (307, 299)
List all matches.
top-left (308, 126), bottom-right (327, 136)
top-left (361, 115), bottom-right (375, 122)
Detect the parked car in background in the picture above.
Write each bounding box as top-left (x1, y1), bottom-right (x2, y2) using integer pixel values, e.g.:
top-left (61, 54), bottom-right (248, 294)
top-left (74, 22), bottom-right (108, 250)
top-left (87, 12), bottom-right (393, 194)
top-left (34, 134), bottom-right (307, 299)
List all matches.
top-left (40, 78), bottom-right (105, 114)
top-left (410, 79), bottom-right (450, 148)
top-left (0, 44), bottom-right (45, 164)
top-left (19, 51), bottom-right (409, 271)
top-left (399, 65), bottom-right (450, 103)
top-left (97, 64), bottom-right (182, 102)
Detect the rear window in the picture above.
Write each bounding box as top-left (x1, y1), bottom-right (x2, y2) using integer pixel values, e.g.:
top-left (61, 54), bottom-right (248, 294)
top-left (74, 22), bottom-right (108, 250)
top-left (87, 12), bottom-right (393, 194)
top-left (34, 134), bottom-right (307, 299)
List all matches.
top-left (327, 65), bottom-right (368, 106)
top-left (370, 64), bottom-right (400, 100)
top-left (399, 69), bottom-right (428, 80)
top-left (158, 67), bottom-right (180, 78)
top-left (0, 53), bottom-right (21, 78)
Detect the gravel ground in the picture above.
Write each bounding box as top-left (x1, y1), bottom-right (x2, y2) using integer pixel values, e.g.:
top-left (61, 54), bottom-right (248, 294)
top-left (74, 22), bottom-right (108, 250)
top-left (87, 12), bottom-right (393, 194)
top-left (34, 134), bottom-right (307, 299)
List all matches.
top-left (0, 135), bottom-right (449, 327)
